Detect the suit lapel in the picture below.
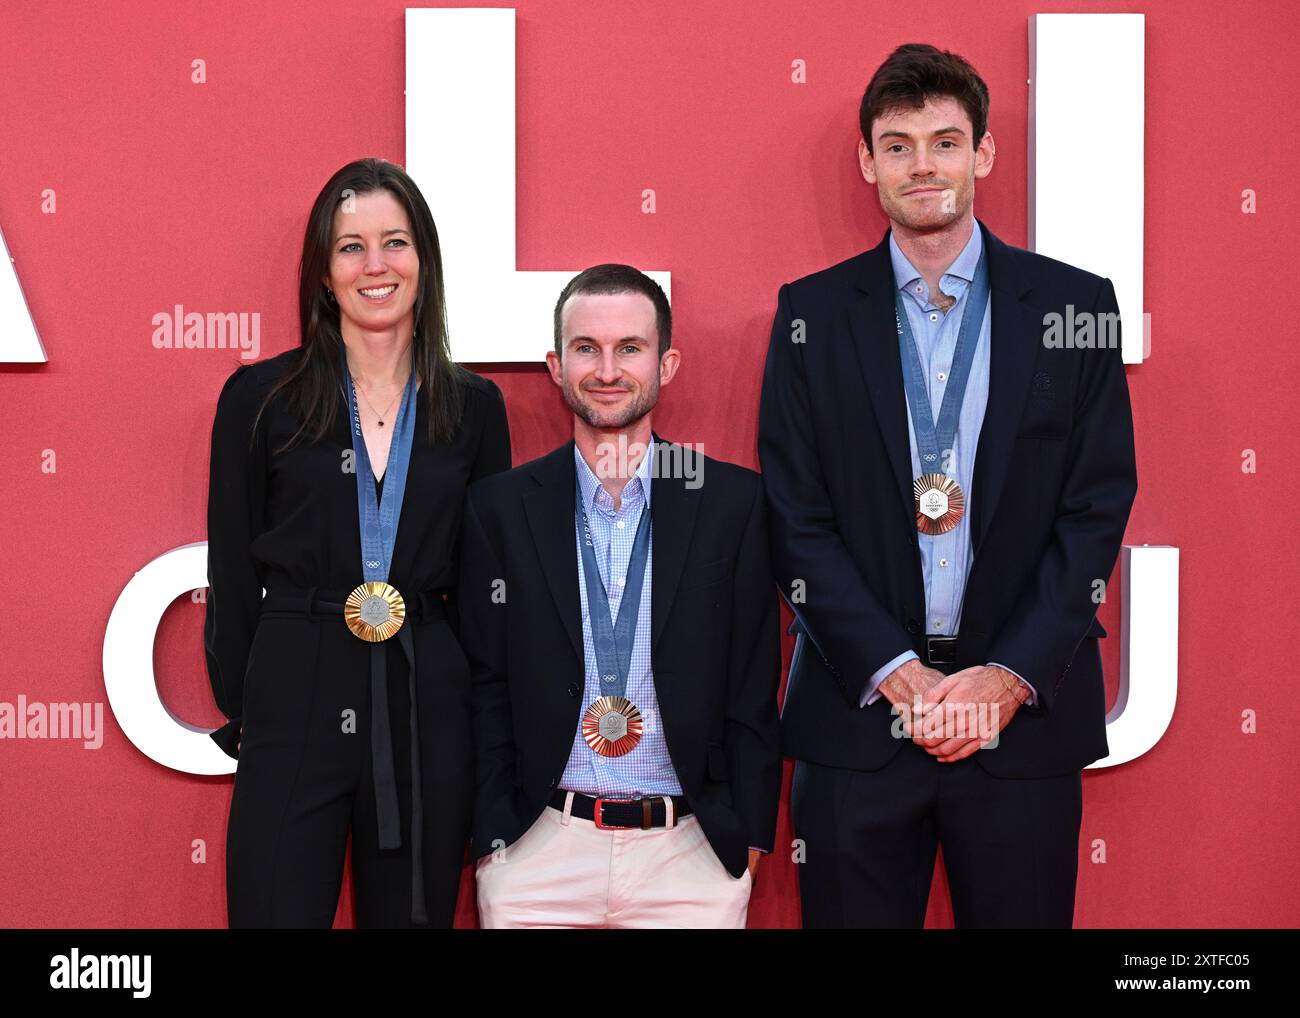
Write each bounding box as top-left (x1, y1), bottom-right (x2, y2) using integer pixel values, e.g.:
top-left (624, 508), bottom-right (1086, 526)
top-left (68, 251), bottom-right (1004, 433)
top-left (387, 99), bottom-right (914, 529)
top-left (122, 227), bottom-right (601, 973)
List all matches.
top-left (648, 432), bottom-right (701, 656)
top-left (970, 223), bottom-right (1038, 550)
top-left (522, 433), bottom-right (702, 667)
top-left (522, 440), bottom-right (584, 664)
top-left (849, 230), bottom-right (917, 532)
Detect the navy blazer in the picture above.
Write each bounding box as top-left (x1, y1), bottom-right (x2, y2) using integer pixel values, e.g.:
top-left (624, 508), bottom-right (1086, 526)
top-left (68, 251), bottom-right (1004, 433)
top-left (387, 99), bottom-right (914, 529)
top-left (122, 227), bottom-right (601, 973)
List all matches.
top-left (458, 436), bottom-right (783, 877)
top-left (758, 218), bottom-right (1137, 778)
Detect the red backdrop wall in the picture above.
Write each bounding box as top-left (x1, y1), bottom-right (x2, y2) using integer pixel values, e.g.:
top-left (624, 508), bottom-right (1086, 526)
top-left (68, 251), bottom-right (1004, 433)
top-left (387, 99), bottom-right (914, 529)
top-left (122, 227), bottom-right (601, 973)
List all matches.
top-left (1, 0), bottom-right (1297, 928)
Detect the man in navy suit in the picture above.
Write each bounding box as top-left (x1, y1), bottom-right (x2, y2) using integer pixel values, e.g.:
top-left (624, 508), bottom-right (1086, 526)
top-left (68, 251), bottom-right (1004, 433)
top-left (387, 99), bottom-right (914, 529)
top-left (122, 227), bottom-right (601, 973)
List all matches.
top-left (758, 43), bottom-right (1137, 927)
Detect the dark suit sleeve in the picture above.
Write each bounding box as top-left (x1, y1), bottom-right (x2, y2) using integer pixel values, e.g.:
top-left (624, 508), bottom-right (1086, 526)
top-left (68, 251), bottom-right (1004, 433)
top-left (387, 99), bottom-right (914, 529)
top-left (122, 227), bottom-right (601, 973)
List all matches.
top-left (203, 364), bottom-right (268, 759)
top-left (458, 486), bottom-right (518, 856)
top-left (725, 478), bottom-right (783, 853)
top-left (758, 282), bottom-right (915, 706)
top-left (987, 277), bottom-right (1137, 713)
top-left (448, 377), bottom-right (511, 637)
top-left (469, 377), bottom-right (512, 483)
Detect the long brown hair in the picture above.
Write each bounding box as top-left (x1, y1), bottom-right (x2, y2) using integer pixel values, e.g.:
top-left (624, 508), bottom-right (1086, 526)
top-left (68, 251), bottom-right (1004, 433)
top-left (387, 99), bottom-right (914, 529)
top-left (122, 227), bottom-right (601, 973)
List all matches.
top-left (253, 157), bottom-right (465, 452)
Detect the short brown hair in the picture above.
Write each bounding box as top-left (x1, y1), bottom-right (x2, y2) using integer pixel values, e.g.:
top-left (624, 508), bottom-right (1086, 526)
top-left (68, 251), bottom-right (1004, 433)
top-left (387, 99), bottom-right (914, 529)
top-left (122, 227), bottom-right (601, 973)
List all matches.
top-left (859, 43), bottom-right (989, 155)
top-left (553, 263), bottom-right (672, 358)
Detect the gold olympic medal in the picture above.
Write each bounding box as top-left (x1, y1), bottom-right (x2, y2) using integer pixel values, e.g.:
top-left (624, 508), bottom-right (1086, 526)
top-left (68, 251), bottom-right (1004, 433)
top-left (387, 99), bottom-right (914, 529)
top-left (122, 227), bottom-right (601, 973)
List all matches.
top-left (582, 695), bottom-right (644, 757)
top-left (913, 473), bottom-right (965, 536)
top-left (344, 581), bottom-right (406, 642)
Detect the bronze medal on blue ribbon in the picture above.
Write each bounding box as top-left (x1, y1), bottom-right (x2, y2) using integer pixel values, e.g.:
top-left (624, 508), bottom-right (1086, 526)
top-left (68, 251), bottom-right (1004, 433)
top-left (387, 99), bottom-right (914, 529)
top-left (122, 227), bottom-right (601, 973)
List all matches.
top-left (582, 695), bottom-right (644, 757)
top-left (894, 246), bottom-right (989, 538)
top-left (575, 471), bottom-right (653, 758)
top-left (913, 473), bottom-right (965, 536)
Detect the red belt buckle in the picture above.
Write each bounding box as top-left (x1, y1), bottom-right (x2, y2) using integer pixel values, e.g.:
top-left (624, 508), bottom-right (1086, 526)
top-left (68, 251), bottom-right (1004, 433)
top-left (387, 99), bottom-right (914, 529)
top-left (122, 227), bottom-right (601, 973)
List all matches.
top-left (592, 797), bottom-right (635, 830)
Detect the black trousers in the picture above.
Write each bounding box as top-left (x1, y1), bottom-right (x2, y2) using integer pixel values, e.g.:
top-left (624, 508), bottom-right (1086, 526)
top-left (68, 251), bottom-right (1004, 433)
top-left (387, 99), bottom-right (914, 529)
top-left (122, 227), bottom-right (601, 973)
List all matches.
top-left (791, 741), bottom-right (1084, 928)
top-left (225, 612), bottom-right (473, 928)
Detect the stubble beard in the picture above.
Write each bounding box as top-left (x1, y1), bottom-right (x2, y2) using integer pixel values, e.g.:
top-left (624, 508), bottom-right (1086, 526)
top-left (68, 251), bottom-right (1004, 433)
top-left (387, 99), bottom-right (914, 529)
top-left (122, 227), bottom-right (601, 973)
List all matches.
top-left (883, 178), bottom-right (972, 234)
top-left (563, 377), bottom-right (658, 431)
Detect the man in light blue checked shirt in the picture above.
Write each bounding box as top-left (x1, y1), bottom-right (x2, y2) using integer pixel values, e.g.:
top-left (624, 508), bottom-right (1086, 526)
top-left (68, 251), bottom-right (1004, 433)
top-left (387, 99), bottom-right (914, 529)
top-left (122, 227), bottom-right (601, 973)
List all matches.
top-left (462, 263), bottom-right (782, 928)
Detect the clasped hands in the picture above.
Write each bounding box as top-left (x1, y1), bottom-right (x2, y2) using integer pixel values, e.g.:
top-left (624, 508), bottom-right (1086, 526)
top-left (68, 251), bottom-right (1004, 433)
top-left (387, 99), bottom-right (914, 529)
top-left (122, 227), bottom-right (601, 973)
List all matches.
top-left (879, 658), bottom-right (1028, 763)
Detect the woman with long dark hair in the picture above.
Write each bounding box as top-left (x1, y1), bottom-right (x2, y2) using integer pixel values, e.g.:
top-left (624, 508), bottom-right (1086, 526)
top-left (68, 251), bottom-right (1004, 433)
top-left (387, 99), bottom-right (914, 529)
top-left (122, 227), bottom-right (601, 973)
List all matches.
top-left (203, 157), bottom-right (511, 927)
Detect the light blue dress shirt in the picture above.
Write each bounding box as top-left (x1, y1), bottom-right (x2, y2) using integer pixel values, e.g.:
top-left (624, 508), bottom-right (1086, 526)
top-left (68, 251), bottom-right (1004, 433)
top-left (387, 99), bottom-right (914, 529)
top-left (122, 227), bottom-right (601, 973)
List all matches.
top-left (559, 440), bottom-right (684, 796)
top-left (860, 220), bottom-right (1037, 708)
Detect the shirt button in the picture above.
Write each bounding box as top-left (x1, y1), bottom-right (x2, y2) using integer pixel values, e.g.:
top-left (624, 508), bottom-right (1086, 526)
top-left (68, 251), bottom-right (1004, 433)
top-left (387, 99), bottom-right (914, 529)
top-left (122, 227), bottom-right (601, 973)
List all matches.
top-left (616, 520), bottom-right (625, 530)
top-left (939, 558), bottom-right (949, 567)
top-left (616, 577), bottom-right (625, 586)
top-left (937, 371), bottom-right (947, 381)
top-left (915, 284), bottom-right (923, 294)
top-left (933, 619), bottom-right (944, 628)
top-left (929, 313), bottom-right (938, 322)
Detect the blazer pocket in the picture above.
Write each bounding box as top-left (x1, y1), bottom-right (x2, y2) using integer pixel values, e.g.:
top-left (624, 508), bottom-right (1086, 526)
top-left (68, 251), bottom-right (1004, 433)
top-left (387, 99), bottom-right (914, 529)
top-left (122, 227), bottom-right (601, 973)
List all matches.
top-left (1015, 420), bottom-right (1069, 441)
top-left (679, 557), bottom-right (731, 592)
top-left (1015, 404), bottom-right (1071, 440)
top-left (707, 742), bottom-right (728, 781)
top-left (1016, 377), bottom-right (1070, 438)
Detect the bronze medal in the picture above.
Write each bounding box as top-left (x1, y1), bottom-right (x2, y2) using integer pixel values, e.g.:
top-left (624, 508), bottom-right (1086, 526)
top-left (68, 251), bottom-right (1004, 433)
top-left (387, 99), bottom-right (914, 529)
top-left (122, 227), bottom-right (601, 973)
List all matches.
top-left (914, 473), bottom-right (965, 536)
top-left (344, 581), bottom-right (406, 641)
top-left (582, 695), bottom-right (643, 757)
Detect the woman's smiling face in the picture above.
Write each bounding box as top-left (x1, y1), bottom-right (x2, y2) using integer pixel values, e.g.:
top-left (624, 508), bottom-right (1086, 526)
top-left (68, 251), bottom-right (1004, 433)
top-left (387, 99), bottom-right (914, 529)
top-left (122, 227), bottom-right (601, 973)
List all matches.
top-left (324, 189), bottom-right (421, 334)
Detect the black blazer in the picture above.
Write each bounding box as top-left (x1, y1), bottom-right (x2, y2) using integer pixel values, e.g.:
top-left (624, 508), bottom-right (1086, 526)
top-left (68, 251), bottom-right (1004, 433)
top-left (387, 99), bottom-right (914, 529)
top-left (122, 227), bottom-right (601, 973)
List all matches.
top-left (457, 435), bottom-right (782, 877)
top-left (758, 218), bottom-right (1137, 778)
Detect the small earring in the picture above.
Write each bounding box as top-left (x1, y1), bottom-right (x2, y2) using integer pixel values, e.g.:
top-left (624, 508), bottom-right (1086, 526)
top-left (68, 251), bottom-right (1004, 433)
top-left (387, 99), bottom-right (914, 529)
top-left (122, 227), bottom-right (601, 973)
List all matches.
top-left (325, 287), bottom-right (336, 303)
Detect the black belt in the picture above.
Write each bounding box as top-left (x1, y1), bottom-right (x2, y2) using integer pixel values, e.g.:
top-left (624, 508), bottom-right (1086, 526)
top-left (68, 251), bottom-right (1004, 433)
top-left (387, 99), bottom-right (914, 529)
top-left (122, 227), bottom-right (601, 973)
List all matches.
top-left (922, 635), bottom-right (959, 673)
top-left (259, 586), bottom-right (448, 926)
top-left (550, 789), bottom-right (693, 829)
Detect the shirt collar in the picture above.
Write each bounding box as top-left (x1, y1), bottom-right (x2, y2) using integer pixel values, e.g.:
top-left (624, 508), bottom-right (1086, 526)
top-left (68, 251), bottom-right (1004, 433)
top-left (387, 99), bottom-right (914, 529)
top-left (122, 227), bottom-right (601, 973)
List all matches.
top-left (574, 436), bottom-right (656, 513)
top-left (888, 216), bottom-right (983, 296)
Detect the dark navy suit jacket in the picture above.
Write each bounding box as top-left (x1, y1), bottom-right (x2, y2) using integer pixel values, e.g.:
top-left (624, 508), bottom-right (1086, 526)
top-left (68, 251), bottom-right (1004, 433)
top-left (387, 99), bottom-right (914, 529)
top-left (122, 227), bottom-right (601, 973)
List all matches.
top-left (459, 437), bottom-right (782, 877)
top-left (758, 218), bottom-right (1137, 778)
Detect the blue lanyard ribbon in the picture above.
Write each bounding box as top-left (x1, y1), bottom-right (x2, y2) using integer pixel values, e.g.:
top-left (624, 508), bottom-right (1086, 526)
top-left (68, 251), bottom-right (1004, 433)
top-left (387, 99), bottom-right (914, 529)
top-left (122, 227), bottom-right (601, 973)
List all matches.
top-left (894, 248), bottom-right (990, 473)
top-left (339, 343), bottom-right (417, 583)
top-left (337, 342), bottom-right (426, 925)
top-left (575, 476), bottom-right (652, 700)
